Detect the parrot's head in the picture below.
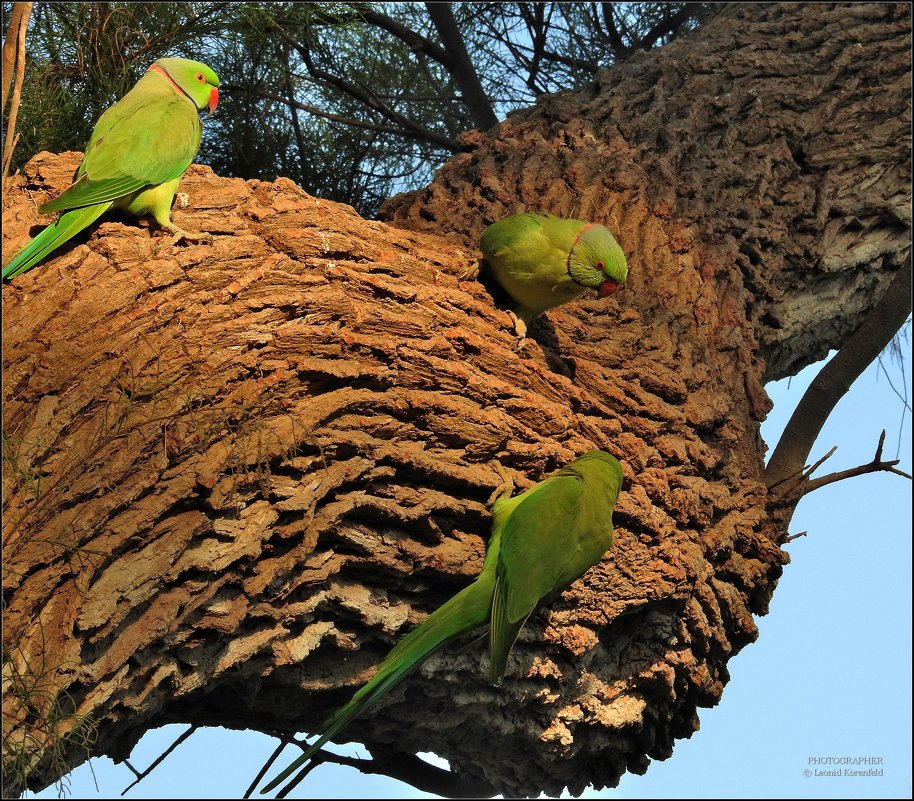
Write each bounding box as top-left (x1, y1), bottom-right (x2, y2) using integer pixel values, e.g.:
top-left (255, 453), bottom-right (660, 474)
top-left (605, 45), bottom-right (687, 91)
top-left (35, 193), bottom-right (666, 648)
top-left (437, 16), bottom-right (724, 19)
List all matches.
top-left (567, 224), bottom-right (628, 298)
top-left (149, 57), bottom-right (220, 115)
top-left (569, 450), bottom-right (624, 506)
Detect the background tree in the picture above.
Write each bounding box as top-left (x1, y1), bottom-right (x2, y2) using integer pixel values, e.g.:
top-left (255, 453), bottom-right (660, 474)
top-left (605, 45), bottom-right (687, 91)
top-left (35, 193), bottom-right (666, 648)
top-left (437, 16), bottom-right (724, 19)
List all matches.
top-left (2, 2), bottom-right (911, 798)
top-left (4, 1), bottom-right (710, 215)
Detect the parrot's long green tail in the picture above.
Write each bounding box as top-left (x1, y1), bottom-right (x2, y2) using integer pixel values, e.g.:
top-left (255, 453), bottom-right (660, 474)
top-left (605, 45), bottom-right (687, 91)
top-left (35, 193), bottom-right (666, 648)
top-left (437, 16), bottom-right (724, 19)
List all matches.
top-left (260, 575), bottom-right (494, 794)
top-left (2, 202), bottom-right (111, 280)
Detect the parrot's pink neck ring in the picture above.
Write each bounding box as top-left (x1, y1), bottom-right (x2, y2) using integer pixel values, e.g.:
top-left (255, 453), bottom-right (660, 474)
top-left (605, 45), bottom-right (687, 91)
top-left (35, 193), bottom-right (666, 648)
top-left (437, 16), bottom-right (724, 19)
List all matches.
top-left (566, 223), bottom-right (597, 278)
top-left (148, 63), bottom-right (193, 102)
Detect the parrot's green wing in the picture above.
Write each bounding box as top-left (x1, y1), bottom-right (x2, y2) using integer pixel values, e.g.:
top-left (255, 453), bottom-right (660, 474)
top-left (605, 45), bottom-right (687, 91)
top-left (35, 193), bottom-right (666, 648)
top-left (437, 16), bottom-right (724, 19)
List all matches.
top-left (41, 90), bottom-right (202, 214)
top-left (488, 473), bottom-right (587, 683)
top-left (480, 212), bottom-right (556, 258)
top-left (39, 176), bottom-right (150, 213)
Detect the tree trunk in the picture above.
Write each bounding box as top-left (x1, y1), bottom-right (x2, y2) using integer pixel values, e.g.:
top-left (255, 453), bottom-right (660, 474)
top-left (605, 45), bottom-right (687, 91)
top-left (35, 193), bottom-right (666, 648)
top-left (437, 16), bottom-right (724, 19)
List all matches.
top-left (1, 1), bottom-right (33, 195)
top-left (1, 3), bottom-right (910, 798)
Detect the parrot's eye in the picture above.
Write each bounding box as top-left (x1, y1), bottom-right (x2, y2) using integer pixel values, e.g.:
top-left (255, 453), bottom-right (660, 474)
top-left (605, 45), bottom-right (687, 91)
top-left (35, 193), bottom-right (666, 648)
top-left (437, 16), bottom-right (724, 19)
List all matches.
top-left (595, 260), bottom-right (605, 272)
top-left (196, 73), bottom-right (205, 82)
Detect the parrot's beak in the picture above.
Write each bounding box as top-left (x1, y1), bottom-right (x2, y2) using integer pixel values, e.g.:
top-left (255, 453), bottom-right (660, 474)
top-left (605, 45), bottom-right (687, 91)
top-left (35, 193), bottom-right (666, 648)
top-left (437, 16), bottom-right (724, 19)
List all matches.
top-left (208, 87), bottom-right (219, 116)
top-left (597, 279), bottom-right (620, 297)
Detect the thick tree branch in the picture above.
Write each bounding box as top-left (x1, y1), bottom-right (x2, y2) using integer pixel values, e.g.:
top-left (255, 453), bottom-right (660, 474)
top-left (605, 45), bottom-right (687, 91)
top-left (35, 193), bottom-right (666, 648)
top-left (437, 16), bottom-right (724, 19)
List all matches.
top-left (1, 1), bottom-right (32, 196)
top-left (424, 2), bottom-right (499, 130)
top-left (765, 253), bottom-right (912, 488)
top-left (350, 2), bottom-right (455, 69)
top-left (1, 2), bottom-right (31, 109)
top-left (2, 5), bottom-right (909, 798)
top-left (639, 4), bottom-right (702, 51)
top-left (600, 2), bottom-right (632, 59)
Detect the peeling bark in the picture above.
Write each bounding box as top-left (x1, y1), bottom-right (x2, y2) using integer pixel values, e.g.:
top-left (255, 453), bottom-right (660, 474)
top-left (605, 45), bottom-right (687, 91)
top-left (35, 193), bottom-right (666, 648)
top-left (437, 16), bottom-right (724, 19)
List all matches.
top-left (1, 3), bottom-right (910, 798)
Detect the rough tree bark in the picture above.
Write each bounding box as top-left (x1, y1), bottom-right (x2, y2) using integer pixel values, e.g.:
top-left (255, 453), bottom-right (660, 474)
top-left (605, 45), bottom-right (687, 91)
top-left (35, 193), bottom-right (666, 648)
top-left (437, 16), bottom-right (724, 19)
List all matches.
top-left (1, 3), bottom-right (910, 798)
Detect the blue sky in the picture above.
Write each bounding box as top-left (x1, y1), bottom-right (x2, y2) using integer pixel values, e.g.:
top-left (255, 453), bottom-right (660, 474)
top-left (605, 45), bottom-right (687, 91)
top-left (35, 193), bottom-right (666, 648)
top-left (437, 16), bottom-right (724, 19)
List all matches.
top-left (31, 335), bottom-right (913, 800)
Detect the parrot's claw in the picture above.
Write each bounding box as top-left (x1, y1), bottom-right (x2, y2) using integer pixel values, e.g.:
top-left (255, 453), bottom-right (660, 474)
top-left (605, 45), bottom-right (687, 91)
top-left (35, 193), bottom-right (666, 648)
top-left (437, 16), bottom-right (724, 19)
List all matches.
top-left (156, 224), bottom-right (213, 252)
top-left (508, 312), bottom-right (527, 339)
top-left (174, 192), bottom-right (190, 209)
top-left (460, 258), bottom-right (482, 281)
top-left (508, 312), bottom-right (529, 347)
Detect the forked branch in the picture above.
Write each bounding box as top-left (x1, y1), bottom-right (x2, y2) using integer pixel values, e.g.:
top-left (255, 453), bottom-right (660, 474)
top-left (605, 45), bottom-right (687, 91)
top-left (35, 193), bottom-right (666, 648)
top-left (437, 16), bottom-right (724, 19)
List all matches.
top-left (246, 737), bottom-right (497, 799)
top-left (770, 430), bottom-right (911, 512)
top-left (804, 430), bottom-right (912, 494)
top-left (119, 725), bottom-right (197, 796)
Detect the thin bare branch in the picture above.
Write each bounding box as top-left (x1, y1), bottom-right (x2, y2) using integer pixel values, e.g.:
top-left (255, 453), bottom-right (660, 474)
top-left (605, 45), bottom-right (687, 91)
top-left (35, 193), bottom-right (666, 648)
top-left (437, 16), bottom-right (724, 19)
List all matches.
top-left (220, 84), bottom-right (457, 150)
top-left (351, 2), bottom-right (454, 68)
top-left (766, 445), bottom-right (837, 495)
top-left (772, 430), bottom-right (911, 511)
top-left (119, 725), bottom-right (197, 795)
top-left (243, 733), bottom-right (304, 800)
top-left (803, 430), bottom-right (912, 495)
top-left (261, 739), bottom-right (498, 799)
top-left (268, 24), bottom-right (459, 151)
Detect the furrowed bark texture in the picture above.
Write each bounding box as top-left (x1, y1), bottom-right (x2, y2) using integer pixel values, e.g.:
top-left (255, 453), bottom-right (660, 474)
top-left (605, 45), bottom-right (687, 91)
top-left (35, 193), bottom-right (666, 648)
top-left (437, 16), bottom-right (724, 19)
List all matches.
top-left (2, 3), bottom-right (910, 798)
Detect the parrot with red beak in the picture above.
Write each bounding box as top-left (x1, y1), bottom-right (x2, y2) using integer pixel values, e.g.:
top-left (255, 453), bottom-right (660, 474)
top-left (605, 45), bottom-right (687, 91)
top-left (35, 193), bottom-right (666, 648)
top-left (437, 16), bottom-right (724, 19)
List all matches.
top-left (479, 212), bottom-right (628, 327)
top-left (3, 57), bottom-right (220, 280)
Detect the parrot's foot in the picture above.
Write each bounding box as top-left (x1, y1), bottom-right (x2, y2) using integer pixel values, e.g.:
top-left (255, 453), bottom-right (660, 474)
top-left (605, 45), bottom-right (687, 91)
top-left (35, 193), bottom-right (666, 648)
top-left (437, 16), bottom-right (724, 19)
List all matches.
top-left (507, 312), bottom-right (532, 351)
top-left (174, 192), bottom-right (190, 209)
top-left (156, 224), bottom-right (213, 252)
top-left (508, 312), bottom-right (528, 340)
top-left (487, 461), bottom-right (515, 507)
top-left (460, 258), bottom-right (482, 281)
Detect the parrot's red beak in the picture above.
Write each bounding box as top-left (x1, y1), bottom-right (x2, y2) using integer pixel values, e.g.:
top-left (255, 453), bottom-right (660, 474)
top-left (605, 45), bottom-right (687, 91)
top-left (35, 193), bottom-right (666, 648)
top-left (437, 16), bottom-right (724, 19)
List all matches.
top-left (597, 279), bottom-right (620, 297)
top-left (208, 87), bottom-right (219, 116)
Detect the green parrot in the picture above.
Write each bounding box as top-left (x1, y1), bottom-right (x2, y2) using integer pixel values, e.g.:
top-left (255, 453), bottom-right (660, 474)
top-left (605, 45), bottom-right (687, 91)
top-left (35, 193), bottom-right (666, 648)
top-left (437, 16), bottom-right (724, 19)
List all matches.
top-left (479, 212), bottom-right (628, 327)
top-left (260, 449), bottom-right (624, 795)
top-left (2, 57), bottom-right (220, 281)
